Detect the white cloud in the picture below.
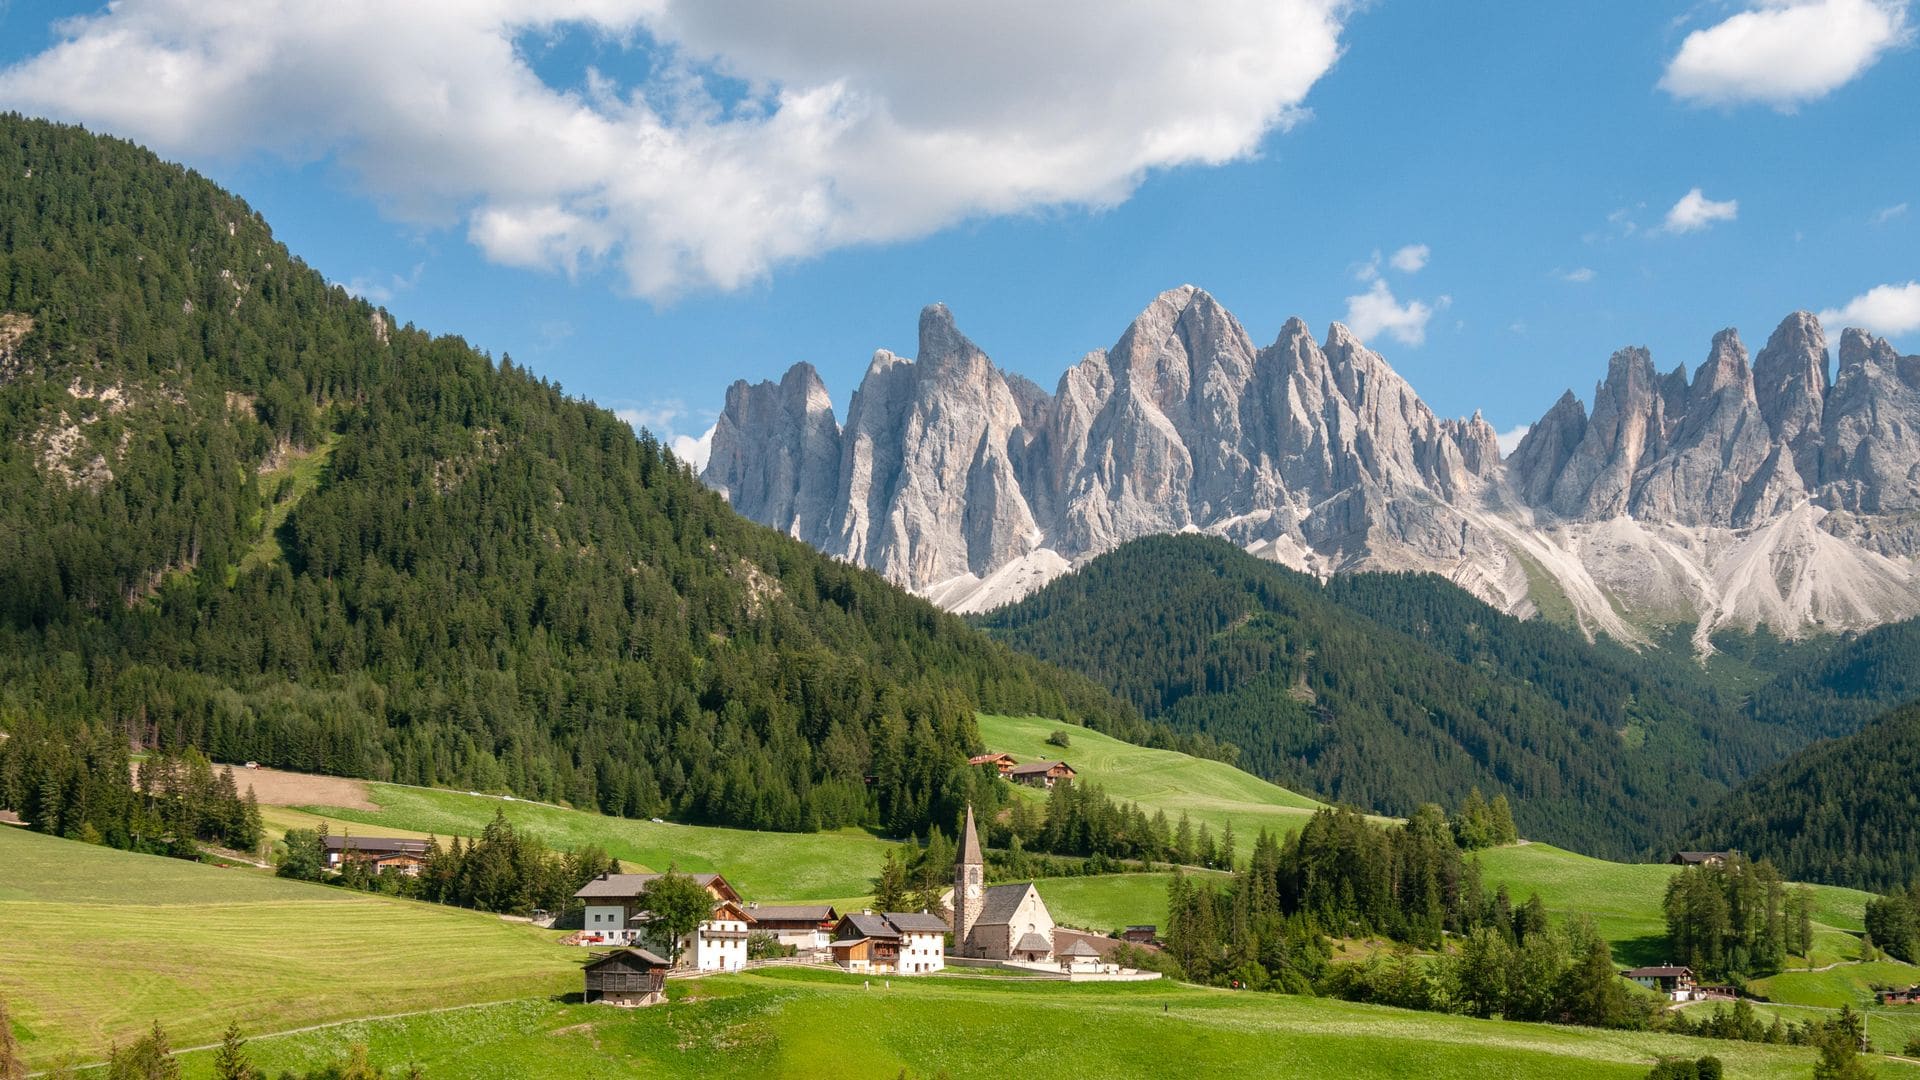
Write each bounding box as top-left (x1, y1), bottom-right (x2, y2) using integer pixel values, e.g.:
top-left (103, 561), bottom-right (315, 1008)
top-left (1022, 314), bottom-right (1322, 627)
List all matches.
top-left (1660, 0), bottom-right (1912, 110)
top-left (1389, 243), bottom-right (1430, 274)
top-left (1819, 281), bottom-right (1920, 336)
top-left (1496, 425), bottom-right (1532, 455)
top-left (1873, 201), bottom-right (1910, 224)
top-left (1343, 279), bottom-right (1448, 347)
top-left (1553, 266), bottom-right (1597, 283)
top-left (337, 262), bottom-right (425, 305)
top-left (614, 399), bottom-right (716, 467)
top-left (1662, 187), bottom-right (1740, 234)
top-left (671, 425), bottom-right (716, 470)
top-left (0, 1), bottom-right (1352, 300)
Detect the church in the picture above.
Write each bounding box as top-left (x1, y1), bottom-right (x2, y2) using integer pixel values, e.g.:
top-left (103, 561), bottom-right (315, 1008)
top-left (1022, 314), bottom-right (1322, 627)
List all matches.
top-left (951, 805), bottom-right (1057, 963)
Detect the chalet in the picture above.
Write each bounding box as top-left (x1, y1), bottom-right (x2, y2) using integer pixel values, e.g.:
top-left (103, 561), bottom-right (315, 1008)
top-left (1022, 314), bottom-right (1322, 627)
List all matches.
top-left (1623, 966), bottom-right (1697, 1001)
top-left (1123, 925), bottom-right (1158, 944)
top-left (1877, 985), bottom-right (1920, 1005)
top-left (583, 948), bottom-right (670, 1007)
top-left (745, 904), bottom-right (839, 951)
top-left (1007, 760), bottom-right (1076, 790)
top-left (573, 872), bottom-right (751, 972)
top-left (322, 836), bottom-right (431, 876)
top-left (952, 806), bottom-right (1057, 962)
top-left (829, 911), bottom-right (948, 974)
top-left (968, 752), bottom-right (1017, 776)
top-left (1671, 851), bottom-right (1733, 867)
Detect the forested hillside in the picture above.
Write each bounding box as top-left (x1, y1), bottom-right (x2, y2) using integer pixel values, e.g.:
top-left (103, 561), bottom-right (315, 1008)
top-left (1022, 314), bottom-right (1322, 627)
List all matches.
top-left (976, 534), bottom-right (1857, 859)
top-left (0, 113), bottom-right (1155, 841)
top-left (1682, 702), bottom-right (1920, 890)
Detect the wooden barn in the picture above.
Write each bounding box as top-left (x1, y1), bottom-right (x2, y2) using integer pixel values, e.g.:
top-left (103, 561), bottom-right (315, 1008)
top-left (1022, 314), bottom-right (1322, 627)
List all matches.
top-left (584, 948), bottom-right (670, 1007)
top-left (1877, 985), bottom-right (1920, 1005)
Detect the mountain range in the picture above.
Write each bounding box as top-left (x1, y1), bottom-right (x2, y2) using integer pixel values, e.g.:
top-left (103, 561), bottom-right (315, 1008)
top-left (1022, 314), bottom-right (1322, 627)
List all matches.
top-left (704, 286), bottom-right (1920, 647)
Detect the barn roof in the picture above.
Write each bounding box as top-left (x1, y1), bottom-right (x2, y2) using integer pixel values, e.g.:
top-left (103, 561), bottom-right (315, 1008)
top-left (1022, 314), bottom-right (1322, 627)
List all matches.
top-left (322, 836), bottom-right (430, 854)
top-left (584, 947), bottom-right (669, 971)
top-left (1007, 760), bottom-right (1071, 776)
top-left (1622, 966), bottom-right (1693, 978)
top-left (574, 872), bottom-right (735, 902)
top-left (748, 905), bottom-right (837, 923)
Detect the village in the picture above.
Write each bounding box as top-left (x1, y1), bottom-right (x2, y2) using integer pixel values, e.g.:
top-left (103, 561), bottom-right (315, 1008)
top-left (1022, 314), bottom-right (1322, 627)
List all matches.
top-left (316, 752), bottom-right (1164, 1008)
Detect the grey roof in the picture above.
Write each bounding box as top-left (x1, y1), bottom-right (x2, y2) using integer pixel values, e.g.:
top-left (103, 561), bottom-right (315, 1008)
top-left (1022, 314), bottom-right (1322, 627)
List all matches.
top-left (1060, 939), bottom-right (1101, 957)
top-left (973, 882), bottom-right (1036, 927)
top-left (840, 913), bottom-right (899, 940)
top-left (1673, 851), bottom-right (1731, 863)
top-left (882, 912), bottom-right (950, 933)
top-left (1014, 932), bottom-right (1051, 954)
top-left (828, 938), bottom-right (869, 949)
top-left (322, 836), bottom-right (429, 854)
top-left (958, 805), bottom-right (983, 867)
top-left (1008, 760), bottom-right (1069, 776)
top-left (1623, 966), bottom-right (1693, 978)
top-left (747, 905), bottom-right (836, 923)
top-left (585, 946), bottom-right (670, 970)
top-left (574, 872), bottom-right (726, 900)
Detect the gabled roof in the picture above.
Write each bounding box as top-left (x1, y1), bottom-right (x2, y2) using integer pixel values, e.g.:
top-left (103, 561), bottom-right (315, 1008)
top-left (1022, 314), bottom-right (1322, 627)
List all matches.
top-left (748, 904), bottom-right (837, 923)
top-left (584, 947), bottom-right (669, 971)
top-left (1622, 966), bottom-right (1693, 978)
top-left (1060, 939), bottom-right (1101, 957)
top-left (1672, 851), bottom-right (1731, 864)
top-left (839, 913), bottom-right (900, 940)
top-left (322, 836), bottom-right (430, 854)
top-left (882, 912), bottom-right (950, 933)
top-left (574, 872), bottom-right (737, 902)
top-left (1008, 760), bottom-right (1071, 776)
top-left (973, 882), bottom-right (1037, 927)
top-left (1013, 932), bottom-right (1051, 953)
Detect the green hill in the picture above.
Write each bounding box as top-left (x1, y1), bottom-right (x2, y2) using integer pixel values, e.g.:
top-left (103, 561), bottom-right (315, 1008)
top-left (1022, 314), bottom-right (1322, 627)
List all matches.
top-left (975, 534), bottom-right (1820, 859)
top-left (0, 112), bottom-right (1155, 847)
top-left (1681, 701), bottom-right (1920, 890)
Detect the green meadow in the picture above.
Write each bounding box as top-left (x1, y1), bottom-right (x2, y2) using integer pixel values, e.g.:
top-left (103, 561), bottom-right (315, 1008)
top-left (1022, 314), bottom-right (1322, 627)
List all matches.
top-left (0, 826), bottom-right (576, 1069)
top-left (150, 968), bottom-right (1920, 1080)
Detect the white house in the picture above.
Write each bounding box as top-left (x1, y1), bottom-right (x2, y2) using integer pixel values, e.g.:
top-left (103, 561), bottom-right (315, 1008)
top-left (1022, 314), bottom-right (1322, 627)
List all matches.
top-left (573, 871), bottom-right (750, 972)
top-left (745, 904), bottom-right (839, 951)
top-left (828, 911), bottom-right (949, 975)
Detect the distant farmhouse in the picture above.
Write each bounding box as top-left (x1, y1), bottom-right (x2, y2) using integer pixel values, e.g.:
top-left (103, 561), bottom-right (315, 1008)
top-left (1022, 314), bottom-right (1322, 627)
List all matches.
top-left (952, 806), bottom-right (1057, 962)
top-left (583, 947), bottom-right (670, 1007)
top-left (1007, 760), bottom-right (1076, 790)
top-left (322, 836), bottom-right (430, 876)
top-left (1123, 925), bottom-right (1158, 944)
top-left (1670, 851), bottom-right (1733, 867)
top-left (574, 872), bottom-right (751, 972)
top-left (968, 752), bottom-right (1017, 775)
top-left (745, 904), bottom-right (839, 951)
top-left (1879, 985), bottom-right (1920, 1005)
top-left (1623, 965), bottom-right (1698, 1001)
top-left (828, 911), bottom-right (949, 974)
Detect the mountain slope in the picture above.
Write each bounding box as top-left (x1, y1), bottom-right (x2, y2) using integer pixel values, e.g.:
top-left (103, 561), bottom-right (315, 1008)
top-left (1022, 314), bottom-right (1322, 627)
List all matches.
top-left (705, 287), bottom-right (1920, 645)
top-left (1682, 700), bottom-right (1920, 890)
top-left (975, 533), bottom-right (1830, 858)
top-left (0, 113), bottom-right (1147, 840)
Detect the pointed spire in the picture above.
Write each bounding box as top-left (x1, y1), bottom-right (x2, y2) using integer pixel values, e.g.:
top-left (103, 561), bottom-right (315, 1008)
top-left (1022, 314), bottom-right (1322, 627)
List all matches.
top-left (958, 804), bottom-right (983, 867)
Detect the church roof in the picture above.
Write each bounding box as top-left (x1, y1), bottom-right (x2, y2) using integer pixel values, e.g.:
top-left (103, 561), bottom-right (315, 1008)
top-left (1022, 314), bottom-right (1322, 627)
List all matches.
top-left (1060, 939), bottom-right (1100, 957)
top-left (1014, 932), bottom-right (1052, 954)
top-left (958, 805), bottom-right (983, 867)
top-left (973, 882), bottom-right (1037, 927)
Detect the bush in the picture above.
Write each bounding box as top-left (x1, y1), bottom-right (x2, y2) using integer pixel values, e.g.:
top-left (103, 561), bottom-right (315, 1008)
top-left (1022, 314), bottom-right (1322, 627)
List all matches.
top-left (1046, 731), bottom-right (1072, 749)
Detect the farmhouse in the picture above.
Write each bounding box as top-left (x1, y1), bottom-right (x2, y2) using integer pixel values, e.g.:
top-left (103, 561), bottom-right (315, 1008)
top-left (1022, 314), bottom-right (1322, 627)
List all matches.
top-left (828, 911), bottom-right (948, 974)
top-left (1878, 985), bottom-right (1920, 1005)
top-left (968, 752), bottom-right (1017, 776)
top-left (1007, 760), bottom-right (1076, 790)
top-left (1123, 925), bottom-right (1158, 944)
top-left (574, 872), bottom-right (751, 971)
top-left (1670, 851), bottom-right (1733, 867)
top-left (583, 947), bottom-right (670, 1007)
top-left (745, 903), bottom-right (839, 951)
top-left (1622, 966), bottom-right (1697, 1001)
top-left (952, 806), bottom-right (1056, 962)
top-left (322, 836), bottom-right (430, 876)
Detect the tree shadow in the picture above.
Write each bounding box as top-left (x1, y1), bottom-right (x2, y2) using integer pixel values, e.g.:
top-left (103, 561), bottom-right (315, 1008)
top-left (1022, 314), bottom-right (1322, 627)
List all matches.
top-left (1614, 934), bottom-right (1673, 969)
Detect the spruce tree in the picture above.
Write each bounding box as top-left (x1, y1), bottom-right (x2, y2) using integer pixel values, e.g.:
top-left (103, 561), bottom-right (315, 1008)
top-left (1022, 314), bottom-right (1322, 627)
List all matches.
top-left (210, 1022), bottom-right (257, 1080)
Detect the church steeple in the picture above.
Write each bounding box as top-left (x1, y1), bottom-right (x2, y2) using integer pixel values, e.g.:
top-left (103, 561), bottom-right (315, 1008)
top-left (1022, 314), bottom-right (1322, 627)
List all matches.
top-left (955, 805), bottom-right (985, 953)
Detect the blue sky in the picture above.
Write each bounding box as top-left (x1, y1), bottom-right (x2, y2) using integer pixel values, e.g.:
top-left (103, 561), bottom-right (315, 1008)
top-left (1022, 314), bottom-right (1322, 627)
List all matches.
top-left (1, 1), bottom-right (1914, 460)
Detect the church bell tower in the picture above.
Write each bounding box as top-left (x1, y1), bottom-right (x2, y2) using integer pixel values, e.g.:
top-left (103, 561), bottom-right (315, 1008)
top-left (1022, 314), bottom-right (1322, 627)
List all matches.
top-left (955, 804), bottom-right (984, 954)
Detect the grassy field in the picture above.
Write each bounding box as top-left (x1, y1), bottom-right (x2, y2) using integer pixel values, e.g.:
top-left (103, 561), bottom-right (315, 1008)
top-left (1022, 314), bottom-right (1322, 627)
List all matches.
top-left (977, 713), bottom-right (1328, 841)
top-left (284, 784), bottom-right (894, 902)
top-left (1475, 842), bottom-right (1877, 968)
top-left (0, 827), bottom-right (577, 1069)
top-left (152, 967), bottom-right (1920, 1080)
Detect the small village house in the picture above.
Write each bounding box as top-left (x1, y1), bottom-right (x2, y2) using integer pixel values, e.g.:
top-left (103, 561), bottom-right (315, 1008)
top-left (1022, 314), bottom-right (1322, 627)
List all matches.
top-left (1878, 985), bottom-right (1920, 1005)
top-left (1622, 966), bottom-right (1697, 1001)
top-left (322, 836), bottom-right (430, 876)
top-left (828, 911), bottom-right (948, 975)
top-left (1007, 761), bottom-right (1076, 790)
top-left (1123, 925), bottom-right (1157, 944)
top-left (1670, 851), bottom-right (1733, 867)
top-left (745, 904), bottom-right (839, 951)
top-left (574, 872), bottom-right (751, 972)
top-left (968, 752), bottom-right (1017, 776)
top-left (583, 948), bottom-right (670, 1007)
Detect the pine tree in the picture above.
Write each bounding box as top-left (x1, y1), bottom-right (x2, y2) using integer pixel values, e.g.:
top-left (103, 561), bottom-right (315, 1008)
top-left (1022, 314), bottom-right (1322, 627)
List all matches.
top-left (210, 1022), bottom-right (257, 1080)
top-left (873, 848), bottom-right (911, 913)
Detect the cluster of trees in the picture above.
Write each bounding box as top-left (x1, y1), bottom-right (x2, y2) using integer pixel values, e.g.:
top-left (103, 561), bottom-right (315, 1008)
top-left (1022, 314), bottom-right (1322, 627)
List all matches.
top-left (1664, 998), bottom-right (1877, 1054)
top-left (873, 827), bottom-right (959, 916)
top-left (279, 810), bottom-right (614, 918)
top-left (1864, 880), bottom-right (1920, 963)
top-left (1662, 857), bottom-right (1811, 979)
top-left (977, 534), bottom-right (1823, 859)
top-left (982, 780), bottom-right (1239, 869)
top-left (1448, 788), bottom-right (1517, 851)
top-left (0, 112), bottom-right (1171, 847)
top-left (1643, 1056), bottom-right (1723, 1080)
top-left (0, 721), bottom-right (261, 859)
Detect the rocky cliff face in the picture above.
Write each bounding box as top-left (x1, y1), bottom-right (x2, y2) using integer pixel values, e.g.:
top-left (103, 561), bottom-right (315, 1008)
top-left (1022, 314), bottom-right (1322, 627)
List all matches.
top-left (702, 286), bottom-right (1920, 647)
